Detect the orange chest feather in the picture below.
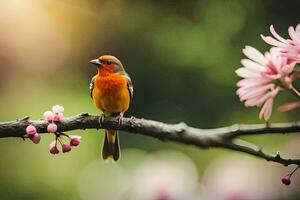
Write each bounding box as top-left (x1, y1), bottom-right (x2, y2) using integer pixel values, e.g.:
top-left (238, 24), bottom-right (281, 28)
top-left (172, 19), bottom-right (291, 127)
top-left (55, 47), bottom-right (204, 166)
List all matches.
top-left (95, 74), bottom-right (127, 93)
top-left (92, 74), bottom-right (130, 114)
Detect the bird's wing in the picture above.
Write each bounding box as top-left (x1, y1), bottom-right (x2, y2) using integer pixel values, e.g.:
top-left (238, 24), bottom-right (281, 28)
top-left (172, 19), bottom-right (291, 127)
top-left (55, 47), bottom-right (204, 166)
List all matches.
top-left (125, 72), bottom-right (133, 101)
top-left (90, 75), bottom-right (97, 99)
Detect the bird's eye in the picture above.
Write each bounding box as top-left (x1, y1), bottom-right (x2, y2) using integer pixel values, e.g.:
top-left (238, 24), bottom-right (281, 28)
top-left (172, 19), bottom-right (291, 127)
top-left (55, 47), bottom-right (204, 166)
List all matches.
top-left (106, 61), bottom-right (112, 65)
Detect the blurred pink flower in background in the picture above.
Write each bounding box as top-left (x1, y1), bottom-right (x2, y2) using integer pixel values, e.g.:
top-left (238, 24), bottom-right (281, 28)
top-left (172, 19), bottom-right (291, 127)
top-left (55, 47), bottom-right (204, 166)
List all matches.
top-left (236, 46), bottom-right (295, 120)
top-left (201, 157), bottom-right (288, 200)
top-left (128, 152), bottom-right (199, 200)
top-left (77, 150), bottom-right (201, 200)
top-left (261, 24), bottom-right (300, 63)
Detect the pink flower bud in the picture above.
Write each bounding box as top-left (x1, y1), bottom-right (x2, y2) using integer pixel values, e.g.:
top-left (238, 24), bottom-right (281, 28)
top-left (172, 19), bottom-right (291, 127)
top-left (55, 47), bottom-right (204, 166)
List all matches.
top-left (52, 105), bottom-right (64, 114)
top-left (43, 111), bottom-right (54, 123)
top-left (50, 146), bottom-right (59, 154)
top-left (31, 133), bottom-right (41, 144)
top-left (47, 123), bottom-right (57, 133)
top-left (53, 112), bottom-right (63, 122)
top-left (26, 125), bottom-right (37, 138)
top-left (281, 175), bottom-right (291, 186)
top-left (62, 144), bottom-right (71, 153)
top-left (70, 135), bottom-right (81, 146)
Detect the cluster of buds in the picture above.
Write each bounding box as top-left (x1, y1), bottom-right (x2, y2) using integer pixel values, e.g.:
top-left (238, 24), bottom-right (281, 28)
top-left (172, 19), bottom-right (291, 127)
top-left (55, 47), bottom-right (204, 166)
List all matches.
top-left (49, 134), bottom-right (81, 155)
top-left (43, 105), bottom-right (64, 133)
top-left (25, 105), bottom-right (81, 155)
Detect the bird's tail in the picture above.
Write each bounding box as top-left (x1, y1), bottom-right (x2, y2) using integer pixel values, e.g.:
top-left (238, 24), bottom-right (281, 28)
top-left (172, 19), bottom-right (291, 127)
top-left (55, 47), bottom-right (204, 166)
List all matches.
top-left (102, 130), bottom-right (120, 162)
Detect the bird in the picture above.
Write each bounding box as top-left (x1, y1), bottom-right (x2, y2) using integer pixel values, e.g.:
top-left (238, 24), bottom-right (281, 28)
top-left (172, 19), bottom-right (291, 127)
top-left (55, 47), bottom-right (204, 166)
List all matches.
top-left (89, 55), bottom-right (133, 162)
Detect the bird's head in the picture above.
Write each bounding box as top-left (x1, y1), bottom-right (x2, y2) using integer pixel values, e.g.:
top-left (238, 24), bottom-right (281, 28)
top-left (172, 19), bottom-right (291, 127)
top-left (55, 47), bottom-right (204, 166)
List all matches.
top-left (90, 55), bottom-right (125, 74)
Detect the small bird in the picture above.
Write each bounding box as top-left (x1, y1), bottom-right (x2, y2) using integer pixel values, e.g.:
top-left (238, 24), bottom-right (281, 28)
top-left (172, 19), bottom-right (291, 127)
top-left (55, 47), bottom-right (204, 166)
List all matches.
top-left (90, 55), bottom-right (133, 162)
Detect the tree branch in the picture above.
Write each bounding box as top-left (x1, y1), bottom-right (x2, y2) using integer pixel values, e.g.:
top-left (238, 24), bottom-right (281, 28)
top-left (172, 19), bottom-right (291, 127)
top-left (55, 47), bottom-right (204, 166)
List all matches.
top-left (1, 113), bottom-right (300, 166)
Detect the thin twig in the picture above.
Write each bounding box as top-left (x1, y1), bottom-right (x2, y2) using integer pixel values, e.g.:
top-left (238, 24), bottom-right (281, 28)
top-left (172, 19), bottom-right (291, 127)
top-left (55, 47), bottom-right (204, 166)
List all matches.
top-left (290, 85), bottom-right (300, 100)
top-left (0, 113), bottom-right (300, 166)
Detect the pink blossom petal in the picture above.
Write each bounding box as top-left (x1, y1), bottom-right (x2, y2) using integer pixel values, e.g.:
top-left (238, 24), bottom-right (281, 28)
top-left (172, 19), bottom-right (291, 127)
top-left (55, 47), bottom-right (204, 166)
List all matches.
top-left (241, 59), bottom-right (265, 72)
top-left (239, 84), bottom-right (273, 101)
top-left (288, 26), bottom-right (300, 44)
top-left (236, 78), bottom-right (270, 87)
top-left (236, 82), bottom-right (270, 97)
top-left (281, 53), bottom-right (300, 62)
top-left (278, 102), bottom-right (300, 112)
top-left (246, 87), bottom-right (279, 107)
top-left (235, 68), bottom-right (261, 78)
top-left (262, 73), bottom-right (281, 80)
top-left (245, 93), bottom-right (269, 107)
top-left (259, 98), bottom-right (274, 121)
top-left (52, 105), bottom-right (64, 114)
top-left (243, 46), bottom-right (266, 65)
top-left (296, 24), bottom-right (300, 34)
top-left (261, 35), bottom-right (287, 48)
top-left (43, 111), bottom-right (54, 122)
top-left (270, 25), bottom-right (289, 44)
top-left (236, 83), bottom-right (273, 98)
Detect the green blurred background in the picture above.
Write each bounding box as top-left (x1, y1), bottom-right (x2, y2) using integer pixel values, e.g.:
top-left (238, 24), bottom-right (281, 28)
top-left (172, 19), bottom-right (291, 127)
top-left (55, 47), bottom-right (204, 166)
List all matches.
top-left (0, 0), bottom-right (300, 199)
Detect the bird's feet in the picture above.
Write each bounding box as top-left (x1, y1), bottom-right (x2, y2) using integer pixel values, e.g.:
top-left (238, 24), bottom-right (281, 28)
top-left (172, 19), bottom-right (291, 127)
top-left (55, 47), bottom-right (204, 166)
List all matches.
top-left (98, 114), bottom-right (105, 127)
top-left (116, 115), bottom-right (123, 126)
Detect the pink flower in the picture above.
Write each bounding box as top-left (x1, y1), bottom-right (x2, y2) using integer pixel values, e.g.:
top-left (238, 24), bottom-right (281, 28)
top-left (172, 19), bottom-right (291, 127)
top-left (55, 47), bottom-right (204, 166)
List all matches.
top-left (43, 111), bottom-right (54, 123)
top-left (31, 133), bottom-right (41, 144)
top-left (50, 146), bottom-right (59, 154)
top-left (62, 144), bottom-right (71, 153)
top-left (47, 123), bottom-right (58, 133)
top-left (236, 46), bottom-right (294, 121)
top-left (261, 24), bottom-right (300, 63)
top-left (70, 135), bottom-right (81, 146)
top-left (26, 125), bottom-right (37, 138)
top-left (52, 105), bottom-right (64, 114)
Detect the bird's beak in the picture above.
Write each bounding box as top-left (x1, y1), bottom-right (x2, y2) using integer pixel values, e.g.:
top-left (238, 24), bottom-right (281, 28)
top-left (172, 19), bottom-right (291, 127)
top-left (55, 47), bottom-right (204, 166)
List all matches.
top-left (90, 59), bottom-right (101, 65)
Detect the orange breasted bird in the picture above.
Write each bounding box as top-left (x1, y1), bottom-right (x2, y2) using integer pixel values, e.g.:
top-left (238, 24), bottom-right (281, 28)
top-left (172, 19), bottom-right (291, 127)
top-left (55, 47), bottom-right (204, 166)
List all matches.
top-left (89, 55), bottom-right (133, 162)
